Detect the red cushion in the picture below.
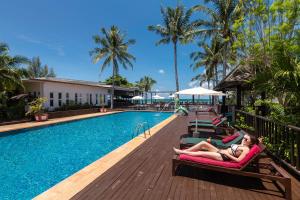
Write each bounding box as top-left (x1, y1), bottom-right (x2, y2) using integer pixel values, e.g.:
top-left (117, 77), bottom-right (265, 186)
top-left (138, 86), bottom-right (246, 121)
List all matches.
top-left (222, 133), bottom-right (240, 144)
top-left (212, 117), bottom-right (220, 121)
top-left (212, 119), bottom-right (221, 125)
top-left (179, 144), bottom-right (262, 169)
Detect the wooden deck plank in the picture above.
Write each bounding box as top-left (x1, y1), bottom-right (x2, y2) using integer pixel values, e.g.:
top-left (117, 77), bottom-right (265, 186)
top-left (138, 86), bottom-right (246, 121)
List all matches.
top-left (71, 112), bottom-right (299, 200)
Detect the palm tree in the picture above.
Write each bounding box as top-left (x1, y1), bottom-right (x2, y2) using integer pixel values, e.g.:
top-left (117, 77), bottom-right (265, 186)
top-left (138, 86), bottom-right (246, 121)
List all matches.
top-left (136, 76), bottom-right (157, 103)
top-left (190, 36), bottom-right (223, 85)
top-left (90, 26), bottom-right (136, 109)
top-left (27, 57), bottom-right (56, 78)
top-left (193, 0), bottom-right (243, 78)
top-left (148, 5), bottom-right (201, 92)
top-left (0, 43), bottom-right (29, 91)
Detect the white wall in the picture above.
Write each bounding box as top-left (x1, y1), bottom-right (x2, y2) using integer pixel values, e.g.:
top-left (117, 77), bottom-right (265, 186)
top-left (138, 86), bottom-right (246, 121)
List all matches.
top-left (26, 81), bottom-right (109, 111)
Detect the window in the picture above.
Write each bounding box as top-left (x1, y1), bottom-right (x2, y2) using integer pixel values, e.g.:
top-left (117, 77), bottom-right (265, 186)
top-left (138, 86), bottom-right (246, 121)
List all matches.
top-left (90, 94), bottom-right (92, 105)
top-left (75, 93), bottom-right (78, 104)
top-left (50, 92), bottom-right (54, 107)
top-left (58, 92), bottom-right (62, 107)
top-left (103, 94), bottom-right (106, 104)
top-left (38, 91), bottom-right (40, 97)
top-left (66, 93), bottom-right (69, 105)
top-left (79, 93), bottom-right (82, 104)
top-left (86, 93), bottom-right (89, 104)
top-left (33, 91), bottom-right (37, 98)
top-left (96, 94), bottom-right (98, 105)
top-left (99, 94), bottom-right (102, 105)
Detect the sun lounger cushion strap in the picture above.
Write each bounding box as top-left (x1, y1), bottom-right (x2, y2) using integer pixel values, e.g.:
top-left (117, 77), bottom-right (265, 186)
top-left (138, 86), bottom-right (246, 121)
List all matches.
top-left (222, 133), bottom-right (240, 144)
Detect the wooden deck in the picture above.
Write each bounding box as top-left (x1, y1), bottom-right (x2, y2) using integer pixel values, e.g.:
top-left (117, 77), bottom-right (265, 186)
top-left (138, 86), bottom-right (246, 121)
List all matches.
top-left (72, 113), bottom-right (300, 200)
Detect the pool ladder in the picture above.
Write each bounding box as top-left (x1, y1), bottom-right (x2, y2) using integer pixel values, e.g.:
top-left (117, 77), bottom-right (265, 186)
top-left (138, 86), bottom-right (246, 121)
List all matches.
top-left (132, 122), bottom-right (151, 138)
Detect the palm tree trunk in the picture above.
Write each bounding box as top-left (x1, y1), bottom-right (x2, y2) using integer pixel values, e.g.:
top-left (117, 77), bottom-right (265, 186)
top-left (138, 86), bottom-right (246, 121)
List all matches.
top-left (111, 65), bottom-right (115, 109)
top-left (173, 41), bottom-right (179, 92)
top-left (223, 50), bottom-right (227, 79)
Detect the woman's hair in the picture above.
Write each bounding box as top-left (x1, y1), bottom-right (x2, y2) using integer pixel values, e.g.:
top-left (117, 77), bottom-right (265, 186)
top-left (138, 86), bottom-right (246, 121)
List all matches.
top-left (248, 134), bottom-right (259, 147)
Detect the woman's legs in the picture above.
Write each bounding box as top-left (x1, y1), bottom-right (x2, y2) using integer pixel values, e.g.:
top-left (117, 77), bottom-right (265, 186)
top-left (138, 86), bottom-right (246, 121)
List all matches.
top-left (173, 149), bottom-right (223, 161)
top-left (184, 141), bottom-right (219, 152)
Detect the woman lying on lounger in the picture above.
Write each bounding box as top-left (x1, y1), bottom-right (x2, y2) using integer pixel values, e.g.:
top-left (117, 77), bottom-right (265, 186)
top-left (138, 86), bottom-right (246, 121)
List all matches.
top-left (173, 134), bottom-right (259, 162)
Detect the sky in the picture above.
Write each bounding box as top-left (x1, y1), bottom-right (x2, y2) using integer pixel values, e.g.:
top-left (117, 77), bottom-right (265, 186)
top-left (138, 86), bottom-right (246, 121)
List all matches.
top-left (0, 0), bottom-right (207, 93)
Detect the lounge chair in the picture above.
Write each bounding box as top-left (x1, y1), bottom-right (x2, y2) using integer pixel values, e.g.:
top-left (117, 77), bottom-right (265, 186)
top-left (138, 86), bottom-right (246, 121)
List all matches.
top-left (189, 115), bottom-right (222, 124)
top-left (172, 143), bottom-right (292, 200)
top-left (180, 131), bottom-right (245, 149)
top-left (188, 117), bottom-right (227, 134)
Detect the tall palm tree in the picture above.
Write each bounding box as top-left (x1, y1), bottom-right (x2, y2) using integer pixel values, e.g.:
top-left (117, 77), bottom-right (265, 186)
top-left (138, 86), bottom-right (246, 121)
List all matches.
top-left (90, 26), bottom-right (136, 109)
top-left (27, 57), bottom-right (56, 78)
top-left (136, 76), bottom-right (157, 103)
top-left (190, 36), bottom-right (223, 85)
top-left (0, 43), bottom-right (29, 91)
top-left (148, 5), bottom-right (201, 92)
top-left (193, 0), bottom-right (243, 78)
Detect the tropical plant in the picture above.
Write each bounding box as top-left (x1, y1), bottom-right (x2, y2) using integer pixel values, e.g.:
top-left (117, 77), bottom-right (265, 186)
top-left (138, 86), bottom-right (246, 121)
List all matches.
top-left (190, 36), bottom-right (223, 85)
top-left (26, 97), bottom-right (47, 116)
top-left (148, 5), bottom-right (201, 92)
top-left (27, 57), bottom-right (56, 78)
top-left (193, 0), bottom-right (243, 78)
top-left (90, 26), bottom-right (136, 109)
top-left (136, 76), bottom-right (157, 103)
top-left (0, 43), bottom-right (29, 91)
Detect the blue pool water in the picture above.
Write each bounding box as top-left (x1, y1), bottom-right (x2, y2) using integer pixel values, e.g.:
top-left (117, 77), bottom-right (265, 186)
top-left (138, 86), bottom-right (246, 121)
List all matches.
top-left (0, 111), bottom-right (172, 200)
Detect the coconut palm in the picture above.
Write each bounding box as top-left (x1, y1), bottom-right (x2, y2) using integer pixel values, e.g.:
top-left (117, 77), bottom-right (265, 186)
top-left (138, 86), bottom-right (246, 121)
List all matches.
top-left (193, 0), bottom-right (243, 78)
top-left (0, 43), bottom-right (29, 91)
top-left (148, 5), bottom-right (201, 92)
top-left (27, 57), bottom-right (56, 78)
top-left (90, 26), bottom-right (136, 109)
top-left (190, 36), bottom-right (223, 85)
top-left (136, 76), bottom-right (157, 103)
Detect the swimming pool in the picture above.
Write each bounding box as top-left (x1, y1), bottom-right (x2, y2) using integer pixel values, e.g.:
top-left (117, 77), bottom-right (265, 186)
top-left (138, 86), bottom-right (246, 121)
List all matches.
top-left (0, 111), bottom-right (172, 200)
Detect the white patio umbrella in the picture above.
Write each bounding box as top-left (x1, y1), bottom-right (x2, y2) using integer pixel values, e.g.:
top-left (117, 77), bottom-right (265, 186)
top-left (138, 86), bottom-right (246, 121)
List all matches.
top-left (175, 87), bottom-right (226, 96)
top-left (132, 95), bottom-right (143, 100)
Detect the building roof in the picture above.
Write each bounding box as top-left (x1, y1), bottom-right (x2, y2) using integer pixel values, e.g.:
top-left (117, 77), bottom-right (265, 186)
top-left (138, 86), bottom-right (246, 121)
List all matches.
top-left (22, 77), bottom-right (139, 92)
top-left (214, 64), bottom-right (253, 91)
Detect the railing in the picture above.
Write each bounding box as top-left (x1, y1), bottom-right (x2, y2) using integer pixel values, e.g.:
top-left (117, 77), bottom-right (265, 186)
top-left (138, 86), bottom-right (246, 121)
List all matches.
top-left (235, 110), bottom-right (300, 173)
top-left (132, 122), bottom-right (151, 138)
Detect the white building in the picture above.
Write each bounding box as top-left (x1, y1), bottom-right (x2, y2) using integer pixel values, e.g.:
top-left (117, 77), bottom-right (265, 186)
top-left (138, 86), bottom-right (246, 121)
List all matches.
top-left (23, 78), bottom-right (138, 111)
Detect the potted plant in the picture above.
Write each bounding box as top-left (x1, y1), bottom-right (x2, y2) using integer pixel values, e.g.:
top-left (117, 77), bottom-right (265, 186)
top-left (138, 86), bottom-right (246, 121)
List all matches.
top-left (26, 97), bottom-right (48, 121)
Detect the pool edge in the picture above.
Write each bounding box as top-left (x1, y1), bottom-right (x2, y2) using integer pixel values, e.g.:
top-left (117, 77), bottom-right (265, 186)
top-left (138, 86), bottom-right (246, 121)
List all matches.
top-left (33, 114), bottom-right (177, 200)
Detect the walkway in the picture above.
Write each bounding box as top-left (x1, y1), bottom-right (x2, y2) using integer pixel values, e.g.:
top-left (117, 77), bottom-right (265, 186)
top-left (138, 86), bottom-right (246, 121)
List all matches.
top-left (71, 112), bottom-right (300, 200)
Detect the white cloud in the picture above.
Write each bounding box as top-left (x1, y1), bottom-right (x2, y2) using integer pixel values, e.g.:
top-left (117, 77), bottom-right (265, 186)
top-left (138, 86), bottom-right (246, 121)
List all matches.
top-left (17, 34), bottom-right (65, 56)
top-left (158, 69), bottom-right (165, 74)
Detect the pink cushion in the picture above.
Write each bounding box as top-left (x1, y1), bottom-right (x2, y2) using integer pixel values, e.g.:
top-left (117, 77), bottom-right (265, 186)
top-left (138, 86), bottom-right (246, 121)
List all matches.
top-left (212, 117), bottom-right (220, 121)
top-left (212, 119), bottom-right (221, 125)
top-left (179, 144), bottom-right (262, 169)
top-left (222, 133), bottom-right (240, 144)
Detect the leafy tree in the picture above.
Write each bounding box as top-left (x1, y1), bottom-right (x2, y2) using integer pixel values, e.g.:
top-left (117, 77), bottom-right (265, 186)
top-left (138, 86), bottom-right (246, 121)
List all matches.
top-left (90, 26), bottom-right (136, 109)
top-left (148, 5), bottom-right (201, 92)
top-left (27, 57), bottom-right (56, 78)
top-left (104, 74), bottom-right (134, 87)
top-left (136, 76), bottom-right (157, 103)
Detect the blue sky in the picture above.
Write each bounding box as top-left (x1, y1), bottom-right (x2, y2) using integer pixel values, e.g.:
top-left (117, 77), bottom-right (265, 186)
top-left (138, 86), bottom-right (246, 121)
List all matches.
top-left (1, 0), bottom-right (207, 92)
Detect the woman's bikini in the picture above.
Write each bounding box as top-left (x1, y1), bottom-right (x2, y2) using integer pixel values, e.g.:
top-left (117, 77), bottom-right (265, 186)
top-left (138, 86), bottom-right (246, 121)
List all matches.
top-left (218, 144), bottom-right (242, 161)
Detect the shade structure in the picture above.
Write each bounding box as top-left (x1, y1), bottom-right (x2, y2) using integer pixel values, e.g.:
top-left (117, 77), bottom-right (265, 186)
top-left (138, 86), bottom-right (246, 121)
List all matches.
top-left (175, 87), bottom-right (226, 96)
top-left (132, 95), bottom-right (143, 100)
top-left (153, 94), bottom-right (165, 99)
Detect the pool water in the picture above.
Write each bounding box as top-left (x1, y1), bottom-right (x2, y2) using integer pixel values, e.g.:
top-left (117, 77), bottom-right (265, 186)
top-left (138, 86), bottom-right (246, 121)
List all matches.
top-left (0, 111), bottom-right (172, 200)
